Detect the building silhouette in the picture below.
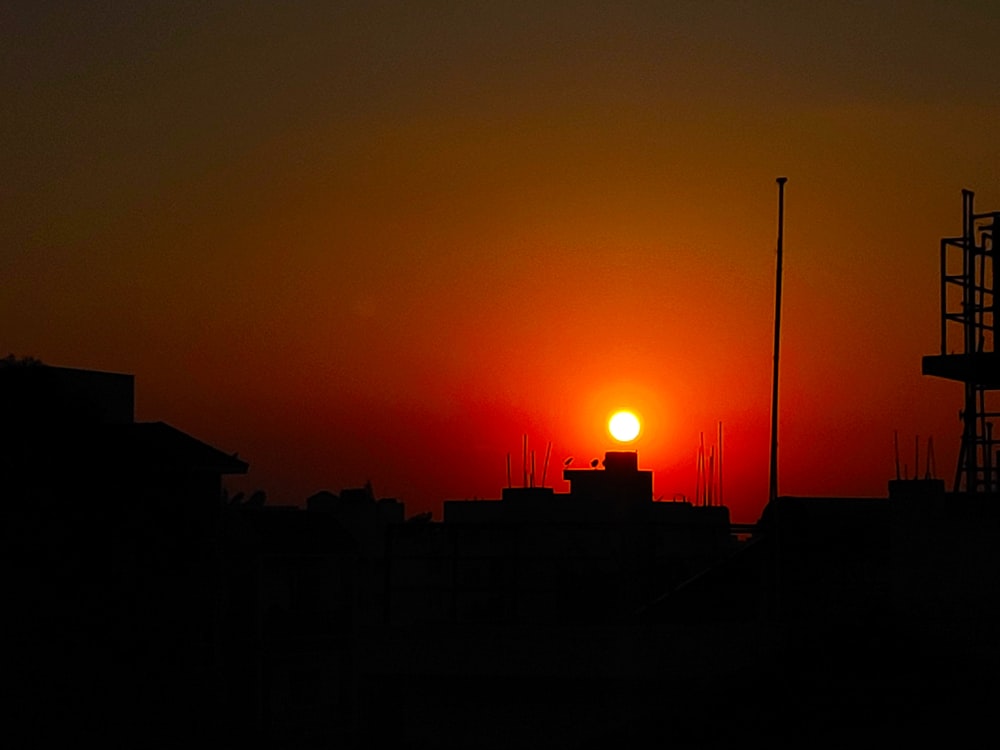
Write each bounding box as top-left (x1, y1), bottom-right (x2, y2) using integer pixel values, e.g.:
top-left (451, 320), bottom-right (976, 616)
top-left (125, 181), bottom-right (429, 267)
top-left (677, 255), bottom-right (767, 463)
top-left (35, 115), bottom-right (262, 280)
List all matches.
top-left (385, 450), bottom-right (733, 627)
top-left (7, 351), bottom-right (1000, 747)
top-left (2, 362), bottom-right (247, 743)
top-left (2, 360), bottom-right (373, 746)
top-left (217, 503), bottom-right (359, 748)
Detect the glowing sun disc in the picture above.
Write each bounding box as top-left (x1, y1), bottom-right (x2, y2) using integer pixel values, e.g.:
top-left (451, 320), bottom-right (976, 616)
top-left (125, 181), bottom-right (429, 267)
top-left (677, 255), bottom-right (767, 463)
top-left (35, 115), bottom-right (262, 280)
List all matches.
top-left (609, 411), bottom-right (641, 442)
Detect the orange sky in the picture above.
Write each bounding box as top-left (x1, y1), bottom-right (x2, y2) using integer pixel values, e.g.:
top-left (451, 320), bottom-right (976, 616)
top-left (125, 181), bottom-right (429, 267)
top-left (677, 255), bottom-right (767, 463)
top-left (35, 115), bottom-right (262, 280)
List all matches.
top-left (4, 2), bottom-right (999, 522)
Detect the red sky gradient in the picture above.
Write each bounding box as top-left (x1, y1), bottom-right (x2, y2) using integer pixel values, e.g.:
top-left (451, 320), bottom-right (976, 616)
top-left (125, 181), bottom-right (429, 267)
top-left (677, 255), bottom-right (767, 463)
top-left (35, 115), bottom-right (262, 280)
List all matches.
top-left (4, 2), bottom-right (999, 522)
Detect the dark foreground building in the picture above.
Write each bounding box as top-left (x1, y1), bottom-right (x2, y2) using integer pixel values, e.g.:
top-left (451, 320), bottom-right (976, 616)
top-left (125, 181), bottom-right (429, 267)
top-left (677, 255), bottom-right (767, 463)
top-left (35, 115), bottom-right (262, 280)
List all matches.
top-left (1, 362), bottom-right (253, 743)
top-left (8, 361), bottom-right (999, 748)
top-left (633, 480), bottom-right (1000, 748)
top-left (385, 450), bottom-right (734, 626)
top-left (217, 504), bottom-right (359, 748)
top-left (360, 450), bottom-right (743, 747)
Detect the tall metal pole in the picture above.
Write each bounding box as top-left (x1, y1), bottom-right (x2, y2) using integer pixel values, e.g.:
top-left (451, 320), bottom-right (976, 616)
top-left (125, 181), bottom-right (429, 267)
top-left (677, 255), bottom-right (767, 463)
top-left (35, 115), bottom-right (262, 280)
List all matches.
top-left (768, 177), bottom-right (787, 505)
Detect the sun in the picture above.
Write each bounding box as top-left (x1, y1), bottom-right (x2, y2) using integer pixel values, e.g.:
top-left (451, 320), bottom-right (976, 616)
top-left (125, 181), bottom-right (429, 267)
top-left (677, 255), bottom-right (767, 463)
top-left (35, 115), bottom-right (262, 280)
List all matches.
top-left (608, 410), bottom-right (641, 442)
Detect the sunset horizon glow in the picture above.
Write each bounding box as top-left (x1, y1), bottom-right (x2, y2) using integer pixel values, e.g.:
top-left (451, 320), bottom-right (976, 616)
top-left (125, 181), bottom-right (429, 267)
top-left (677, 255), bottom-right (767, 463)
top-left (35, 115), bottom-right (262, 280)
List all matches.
top-left (5, 2), bottom-right (998, 524)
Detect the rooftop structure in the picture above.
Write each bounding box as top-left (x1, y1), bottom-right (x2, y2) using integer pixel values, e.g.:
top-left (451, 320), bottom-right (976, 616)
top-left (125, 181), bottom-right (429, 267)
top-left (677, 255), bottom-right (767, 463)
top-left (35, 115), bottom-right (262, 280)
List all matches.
top-left (922, 190), bottom-right (1000, 492)
top-left (443, 449), bottom-right (726, 527)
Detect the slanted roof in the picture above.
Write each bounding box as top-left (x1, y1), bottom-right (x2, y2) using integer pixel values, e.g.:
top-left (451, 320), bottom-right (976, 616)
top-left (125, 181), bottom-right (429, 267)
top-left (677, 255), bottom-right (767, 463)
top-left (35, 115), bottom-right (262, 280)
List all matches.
top-left (2, 421), bottom-right (248, 476)
top-left (106, 421), bottom-right (249, 474)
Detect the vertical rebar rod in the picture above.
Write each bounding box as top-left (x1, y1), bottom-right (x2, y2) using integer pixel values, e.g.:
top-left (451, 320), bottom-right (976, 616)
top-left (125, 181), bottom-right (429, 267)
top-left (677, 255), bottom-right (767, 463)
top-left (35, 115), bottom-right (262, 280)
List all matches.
top-left (964, 190), bottom-right (975, 354)
top-left (940, 239), bottom-right (948, 355)
top-left (769, 177), bottom-right (787, 505)
top-left (718, 421), bottom-right (724, 507)
top-left (978, 212), bottom-right (994, 491)
top-left (523, 434), bottom-right (528, 488)
top-left (694, 432), bottom-right (706, 505)
top-left (963, 190), bottom-right (977, 492)
top-left (978, 214), bottom-right (988, 353)
top-left (991, 216), bottom-right (999, 332)
top-left (708, 447), bottom-right (715, 507)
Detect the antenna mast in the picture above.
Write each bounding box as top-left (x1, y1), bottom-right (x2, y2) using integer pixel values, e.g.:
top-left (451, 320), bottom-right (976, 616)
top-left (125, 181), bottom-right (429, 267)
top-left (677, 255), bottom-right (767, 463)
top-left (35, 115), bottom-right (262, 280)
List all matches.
top-left (541, 441), bottom-right (552, 488)
top-left (718, 421), bottom-right (724, 507)
top-left (522, 434), bottom-right (528, 488)
top-left (768, 177), bottom-right (788, 505)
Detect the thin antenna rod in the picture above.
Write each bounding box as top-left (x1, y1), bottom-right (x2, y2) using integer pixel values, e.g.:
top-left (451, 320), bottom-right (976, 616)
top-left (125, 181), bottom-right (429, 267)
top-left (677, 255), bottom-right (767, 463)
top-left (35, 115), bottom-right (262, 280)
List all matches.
top-left (698, 431), bottom-right (706, 506)
top-left (718, 421), bottom-right (724, 507)
top-left (768, 177), bottom-right (788, 505)
top-left (506, 452), bottom-right (512, 489)
top-left (541, 441), bottom-right (552, 488)
top-left (531, 450), bottom-right (536, 488)
top-left (708, 446), bottom-right (715, 507)
top-left (522, 434), bottom-right (528, 488)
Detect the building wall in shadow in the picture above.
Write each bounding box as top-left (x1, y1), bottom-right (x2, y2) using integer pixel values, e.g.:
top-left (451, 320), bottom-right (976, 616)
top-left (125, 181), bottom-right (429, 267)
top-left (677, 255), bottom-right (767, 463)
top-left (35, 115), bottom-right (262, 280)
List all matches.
top-left (216, 505), bottom-right (359, 748)
top-left (2, 363), bottom-right (249, 744)
top-left (385, 451), bottom-right (735, 627)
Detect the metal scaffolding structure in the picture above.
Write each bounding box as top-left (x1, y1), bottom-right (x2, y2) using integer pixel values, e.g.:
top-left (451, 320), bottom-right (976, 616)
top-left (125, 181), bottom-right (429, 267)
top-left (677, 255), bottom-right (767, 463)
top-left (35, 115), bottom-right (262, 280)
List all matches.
top-left (923, 190), bottom-right (1000, 493)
